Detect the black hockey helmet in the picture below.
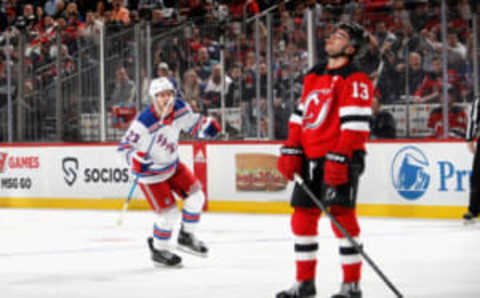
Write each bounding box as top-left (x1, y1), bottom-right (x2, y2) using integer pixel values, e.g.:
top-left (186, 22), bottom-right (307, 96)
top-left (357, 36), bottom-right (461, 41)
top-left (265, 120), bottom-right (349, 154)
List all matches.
top-left (336, 22), bottom-right (369, 59)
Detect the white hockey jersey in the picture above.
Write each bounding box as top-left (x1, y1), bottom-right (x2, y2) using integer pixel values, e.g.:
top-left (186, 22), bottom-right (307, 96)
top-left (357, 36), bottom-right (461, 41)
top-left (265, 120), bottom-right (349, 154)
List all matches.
top-left (117, 99), bottom-right (204, 184)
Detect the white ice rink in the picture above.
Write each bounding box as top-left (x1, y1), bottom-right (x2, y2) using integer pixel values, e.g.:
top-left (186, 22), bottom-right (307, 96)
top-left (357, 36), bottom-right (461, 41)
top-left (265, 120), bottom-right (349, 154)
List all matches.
top-left (0, 208), bottom-right (479, 298)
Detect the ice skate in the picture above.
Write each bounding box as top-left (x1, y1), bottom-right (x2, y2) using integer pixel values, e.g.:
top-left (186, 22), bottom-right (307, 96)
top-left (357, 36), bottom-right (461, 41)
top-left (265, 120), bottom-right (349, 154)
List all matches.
top-left (463, 212), bottom-right (477, 225)
top-left (331, 282), bottom-right (362, 298)
top-left (177, 226), bottom-right (208, 257)
top-left (147, 237), bottom-right (182, 267)
top-left (276, 280), bottom-right (316, 298)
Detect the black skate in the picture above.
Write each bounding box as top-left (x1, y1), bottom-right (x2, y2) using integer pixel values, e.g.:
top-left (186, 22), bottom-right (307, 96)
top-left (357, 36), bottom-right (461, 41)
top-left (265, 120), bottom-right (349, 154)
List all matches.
top-left (147, 237), bottom-right (182, 267)
top-left (463, 212), bottom-right (477, 225)
top-left (177, 226), bottom-right (208, 257)
top-left (276, 280), bottom-right (316, 298)
top-left (331, 282), bottom-right (362, 298)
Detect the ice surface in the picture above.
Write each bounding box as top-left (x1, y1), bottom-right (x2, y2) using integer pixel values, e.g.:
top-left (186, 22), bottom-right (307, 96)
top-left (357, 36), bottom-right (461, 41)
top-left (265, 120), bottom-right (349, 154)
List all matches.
top-left (0, 208), bottom-right (479, 298)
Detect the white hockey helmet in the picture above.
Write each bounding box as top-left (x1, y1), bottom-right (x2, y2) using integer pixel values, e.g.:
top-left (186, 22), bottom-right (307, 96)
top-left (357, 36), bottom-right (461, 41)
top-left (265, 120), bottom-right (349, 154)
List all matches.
top-left (149, 77), bottom-right (175, 99)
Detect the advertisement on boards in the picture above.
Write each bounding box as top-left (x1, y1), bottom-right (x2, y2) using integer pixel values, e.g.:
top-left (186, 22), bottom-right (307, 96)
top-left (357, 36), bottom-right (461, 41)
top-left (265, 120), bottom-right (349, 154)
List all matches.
top-left (360, 142), bottom-right (472, 206)
top-left (0, 145), bottom-right (194, 200)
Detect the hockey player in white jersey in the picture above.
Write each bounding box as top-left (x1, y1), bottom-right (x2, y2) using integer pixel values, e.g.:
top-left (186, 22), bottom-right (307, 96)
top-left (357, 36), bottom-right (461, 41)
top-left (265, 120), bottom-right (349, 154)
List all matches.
top-left (117, 77), bottom-right (220, 267)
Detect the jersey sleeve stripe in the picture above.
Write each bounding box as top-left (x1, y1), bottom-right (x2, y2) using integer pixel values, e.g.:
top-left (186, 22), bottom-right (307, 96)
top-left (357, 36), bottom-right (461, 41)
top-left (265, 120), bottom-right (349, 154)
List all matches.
top-left (289, 114), bottom-right (303, 125)
top-left (297, 103), bottom-right (305, 112)
top-left (188, 115), bottom-right (204, 136)
top-left (339, 106), bottom-right (372, 117)
top-left (117, 142), bottom-right (133, 152)
top-left (341, 121), bottom-right (370, 132)
top-left (174, 109), bottom-right (189, 120)
top-left (138, 158), bottom-right (179, 177)
top-left (340, 115), bottom-right (371, 123)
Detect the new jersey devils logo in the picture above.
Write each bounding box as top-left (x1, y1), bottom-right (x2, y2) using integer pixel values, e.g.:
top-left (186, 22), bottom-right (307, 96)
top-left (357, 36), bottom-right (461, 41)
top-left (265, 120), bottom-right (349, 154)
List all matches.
top-left (304, 90), bottom-right (331, 130)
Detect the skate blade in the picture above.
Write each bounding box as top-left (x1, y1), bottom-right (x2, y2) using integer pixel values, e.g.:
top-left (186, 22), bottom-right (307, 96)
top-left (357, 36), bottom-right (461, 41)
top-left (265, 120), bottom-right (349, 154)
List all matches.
top-left (177, 245), bottom-right (208, 258)
top-left (463, 218), bottom-right (477, 225)
top-left (152, 261), bottom-right (183, 268)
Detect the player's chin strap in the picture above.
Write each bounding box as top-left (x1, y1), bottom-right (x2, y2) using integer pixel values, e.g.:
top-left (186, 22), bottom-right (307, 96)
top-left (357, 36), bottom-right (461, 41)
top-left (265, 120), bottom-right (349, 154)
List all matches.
top-left (293, 173), bottom-right (404, 298)
top-left (117, 96), bottom-right (176, 226)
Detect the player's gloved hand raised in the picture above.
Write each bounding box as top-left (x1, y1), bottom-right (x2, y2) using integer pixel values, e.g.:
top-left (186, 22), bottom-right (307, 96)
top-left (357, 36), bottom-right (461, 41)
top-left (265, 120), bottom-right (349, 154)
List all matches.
top-left (324, 152), bottom-right (349, 186)
top-left (131, 151), bottom-right (153, 176)
top-left (277, 146), bottom-right (303, 181)
top-left (198, 116), bottom-right (221, 139)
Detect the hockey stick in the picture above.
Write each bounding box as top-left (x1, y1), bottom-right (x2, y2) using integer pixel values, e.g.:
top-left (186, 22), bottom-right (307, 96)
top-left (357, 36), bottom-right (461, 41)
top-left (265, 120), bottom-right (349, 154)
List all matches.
top-left (293, 174), bottom-right (404, 298)
top-left (116, 96), bottom-right (175, 226)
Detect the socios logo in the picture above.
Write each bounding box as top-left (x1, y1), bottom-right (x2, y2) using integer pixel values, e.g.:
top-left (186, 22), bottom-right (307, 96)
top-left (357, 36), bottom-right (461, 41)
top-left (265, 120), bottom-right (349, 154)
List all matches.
top-left (391, 146), bottom-right (430, 200)
top-left (62, 157), bottom-right (79, 186)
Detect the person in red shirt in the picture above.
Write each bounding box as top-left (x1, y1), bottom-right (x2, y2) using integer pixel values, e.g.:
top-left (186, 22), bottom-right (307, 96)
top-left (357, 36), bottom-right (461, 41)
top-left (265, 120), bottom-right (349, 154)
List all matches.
top-left (227, 0), bottom-right (259, 19)
top-left (414, 56), bottom-right (465, 104)
top-left (276, 23), bottom-right (372, 298)
top-left (426, 85), bottom-right (467, 139)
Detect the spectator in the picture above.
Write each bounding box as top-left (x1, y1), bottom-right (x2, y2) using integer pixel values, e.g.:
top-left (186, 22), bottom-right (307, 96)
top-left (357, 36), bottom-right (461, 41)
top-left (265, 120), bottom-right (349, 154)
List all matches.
top-left (129, 10), bottom-right (140, 24)
top-left (111, 0), bottom-right (130, 26)
top-left (156, 62), bottom-right (169, 78)
top-left (137, 0), bottom-right (164, 10)
top-left (44, 0), bottom-right (59, 16)
top-left (150, 8), bottom-right (165, 30)
top-left (80, 11), bottom-right (101, 45)
top-left (227, 0), bottom-right (260, 20)
top-left (228, 65), bottom-right (243, 107)
top-left (414, 57), bottom-right (465, 103)
top-left (95, 1), bottom-right (107, 21)
top-left (64, 2), bottom-right (82, 22)
top-left (426, 85), bottom-right (467, 139)
top-left (240, 100), bottom-right (255, 137)
top-left (22, 4), bottom-right (35, 20)
top-left (54, 0), bottom-right (66, 19)
top-left (410, 1), bottom-right (429, 32)
top-left (182, 68), bottom-right (204, 112)
top-left (445, 30), bottom-right (467, 73)
top-left (201, 63), bottom-right (232, 109)
top-left (396, 51), bottom-right (425, 98)
top-left (154, 62), bottom-right (180, 94)
top-left (370, 97), bottom-right (396, 139)
top-left (110, 66), bottom-right (136, 106)
top-left (390, 0), bottom-right (410, 32)
top-left (195, 46), bottom-right (217, 81)
top-left (273, 96), bottom-right (288, 140)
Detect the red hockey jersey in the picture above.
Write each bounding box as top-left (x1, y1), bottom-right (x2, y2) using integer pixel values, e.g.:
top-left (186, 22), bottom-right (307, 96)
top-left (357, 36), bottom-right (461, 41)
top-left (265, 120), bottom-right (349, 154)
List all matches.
top-left (427, 106), bottom-right (467, 138)
top-left (288, 62), bottom-right (373, 159)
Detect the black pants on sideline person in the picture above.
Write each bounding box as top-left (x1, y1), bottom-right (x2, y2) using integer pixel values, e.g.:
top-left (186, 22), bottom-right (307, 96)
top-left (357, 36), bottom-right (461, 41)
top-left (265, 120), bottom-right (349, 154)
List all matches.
top-left (467, 139), bottom-right (480, 217)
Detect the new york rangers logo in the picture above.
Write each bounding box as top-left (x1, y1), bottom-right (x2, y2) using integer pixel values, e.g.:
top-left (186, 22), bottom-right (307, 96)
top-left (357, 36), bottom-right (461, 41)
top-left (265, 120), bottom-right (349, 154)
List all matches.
top-left (0, 152), bottom-right (8, 173)
top-left (304, 90), bottom-right (331, 130)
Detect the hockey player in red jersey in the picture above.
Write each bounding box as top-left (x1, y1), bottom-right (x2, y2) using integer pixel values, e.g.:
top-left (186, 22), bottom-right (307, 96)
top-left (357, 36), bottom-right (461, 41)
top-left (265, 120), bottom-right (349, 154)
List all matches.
top-left (276, 22), bottom-right (373, 298)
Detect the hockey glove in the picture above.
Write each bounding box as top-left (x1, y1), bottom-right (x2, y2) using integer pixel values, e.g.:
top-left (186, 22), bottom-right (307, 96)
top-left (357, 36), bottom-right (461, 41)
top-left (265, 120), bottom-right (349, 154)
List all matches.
top-left (198, 117), bottom-right (221, 139)
top-left (277, 146), bottom-right (303, 181)
top-left (324, 152), bottom-right (349, 186)
top-left (131, 151), bottom-right (153, 176)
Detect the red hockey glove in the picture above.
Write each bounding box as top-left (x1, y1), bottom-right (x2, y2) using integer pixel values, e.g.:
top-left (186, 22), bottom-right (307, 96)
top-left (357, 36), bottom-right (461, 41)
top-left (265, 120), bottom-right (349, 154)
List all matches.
top-left (324, 152), bottom-right (349, 186)
top-left (131, 151), bottom-right (153, 176)
top-left (277, 146), bottom-right (303, 181)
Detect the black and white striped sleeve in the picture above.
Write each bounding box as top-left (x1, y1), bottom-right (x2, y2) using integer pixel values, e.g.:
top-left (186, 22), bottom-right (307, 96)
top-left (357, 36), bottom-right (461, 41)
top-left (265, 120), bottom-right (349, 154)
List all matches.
top-left (466, 97), bottom-right (480, 141)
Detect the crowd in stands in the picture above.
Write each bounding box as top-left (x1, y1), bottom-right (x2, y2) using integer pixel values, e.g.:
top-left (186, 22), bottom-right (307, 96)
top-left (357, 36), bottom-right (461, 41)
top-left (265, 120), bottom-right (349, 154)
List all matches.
top-left (0, 0), bottom-right (477, 141)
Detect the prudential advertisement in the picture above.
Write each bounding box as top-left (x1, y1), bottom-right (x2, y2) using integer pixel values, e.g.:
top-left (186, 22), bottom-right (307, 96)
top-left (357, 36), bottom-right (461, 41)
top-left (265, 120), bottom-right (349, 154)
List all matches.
top-left (359, 142), bottom-right (472, 206)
